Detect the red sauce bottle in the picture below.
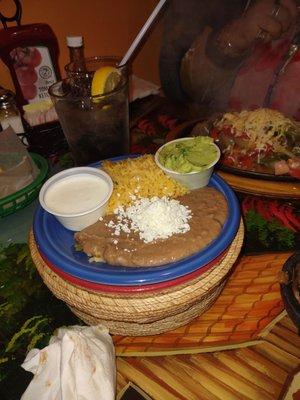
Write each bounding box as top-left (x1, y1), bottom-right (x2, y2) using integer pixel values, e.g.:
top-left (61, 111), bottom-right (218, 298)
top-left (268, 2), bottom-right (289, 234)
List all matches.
top-left (0, 4), bottom-right (61, 107)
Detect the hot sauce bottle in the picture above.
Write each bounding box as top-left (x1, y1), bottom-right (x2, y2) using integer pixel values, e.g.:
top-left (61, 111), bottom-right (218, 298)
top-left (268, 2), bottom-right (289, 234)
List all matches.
top-left (66, 35), bottom-right (86, 72)
top-left (0, 0), bottom-right (61, 107)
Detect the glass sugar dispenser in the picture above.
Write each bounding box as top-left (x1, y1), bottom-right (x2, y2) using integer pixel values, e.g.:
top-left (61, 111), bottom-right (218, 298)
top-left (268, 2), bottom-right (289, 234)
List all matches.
top-left (0, 88), bottom-right (24, 134)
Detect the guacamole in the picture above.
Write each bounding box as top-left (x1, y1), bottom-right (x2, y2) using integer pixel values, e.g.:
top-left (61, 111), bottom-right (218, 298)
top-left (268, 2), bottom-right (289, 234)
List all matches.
top-left (158, 136), bottom-right (219, 173)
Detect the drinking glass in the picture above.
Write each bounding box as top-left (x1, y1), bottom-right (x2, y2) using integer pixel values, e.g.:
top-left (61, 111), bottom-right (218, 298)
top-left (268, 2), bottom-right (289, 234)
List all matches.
top-left (49, 57), bottom-right (129, 166)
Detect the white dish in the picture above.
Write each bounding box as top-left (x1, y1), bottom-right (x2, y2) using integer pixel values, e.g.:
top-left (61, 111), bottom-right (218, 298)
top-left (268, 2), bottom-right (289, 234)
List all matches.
top-left (154, 137), bottom-right (220, 189)
top-left (39, 167), bottom-right (113, 231)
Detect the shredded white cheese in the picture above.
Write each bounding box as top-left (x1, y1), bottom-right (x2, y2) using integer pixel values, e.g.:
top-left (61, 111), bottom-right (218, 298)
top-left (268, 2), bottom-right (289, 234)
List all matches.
top-left (215, 108), bottom-right (297, 155)
top-left (106, 197), bottom-right (192, 243)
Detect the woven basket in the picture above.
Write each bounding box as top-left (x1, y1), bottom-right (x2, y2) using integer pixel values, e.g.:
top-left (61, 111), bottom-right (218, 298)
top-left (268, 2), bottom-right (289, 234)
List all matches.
top-left (29, 221), bottom-right (244, 336)
top-left (69, 284), bottom-right (225, 336)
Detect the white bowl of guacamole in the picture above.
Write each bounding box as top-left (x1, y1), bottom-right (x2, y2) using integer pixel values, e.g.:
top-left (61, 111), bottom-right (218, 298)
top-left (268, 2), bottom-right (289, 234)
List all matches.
top-left (155, 136), bottom-right (220, 189)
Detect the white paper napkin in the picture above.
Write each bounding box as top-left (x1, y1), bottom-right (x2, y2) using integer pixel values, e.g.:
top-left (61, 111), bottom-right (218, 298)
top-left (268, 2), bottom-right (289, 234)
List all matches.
top-left (21, 325), bottom-right (116, 400)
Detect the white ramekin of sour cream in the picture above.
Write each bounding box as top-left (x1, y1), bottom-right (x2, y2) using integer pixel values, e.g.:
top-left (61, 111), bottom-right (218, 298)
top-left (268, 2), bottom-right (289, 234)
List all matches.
top-left (39, 167), bottom-right (113, 231)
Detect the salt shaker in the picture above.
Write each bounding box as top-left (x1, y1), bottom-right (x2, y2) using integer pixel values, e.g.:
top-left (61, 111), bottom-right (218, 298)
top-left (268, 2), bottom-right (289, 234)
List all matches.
top-left (0, 88), bottom-right (24, 133)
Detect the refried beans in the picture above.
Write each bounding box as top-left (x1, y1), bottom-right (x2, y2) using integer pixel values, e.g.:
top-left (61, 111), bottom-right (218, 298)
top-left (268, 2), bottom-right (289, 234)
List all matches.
top-left (74, 187), bottom-right (228, 267)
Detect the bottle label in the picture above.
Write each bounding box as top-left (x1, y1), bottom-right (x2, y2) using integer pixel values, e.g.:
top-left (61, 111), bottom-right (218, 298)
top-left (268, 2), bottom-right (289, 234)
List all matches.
top-left (10, 46), bottom-right (57, 103)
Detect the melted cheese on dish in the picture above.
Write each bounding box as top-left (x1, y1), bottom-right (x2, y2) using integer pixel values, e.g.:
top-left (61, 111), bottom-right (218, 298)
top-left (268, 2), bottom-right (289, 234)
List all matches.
top-left (215, 108), bottom-right (297, 152)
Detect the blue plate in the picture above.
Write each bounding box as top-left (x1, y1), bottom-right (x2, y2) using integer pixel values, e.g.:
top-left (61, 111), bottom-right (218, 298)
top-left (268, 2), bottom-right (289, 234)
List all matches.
top-left (33, 157), bottom-right (240, 286)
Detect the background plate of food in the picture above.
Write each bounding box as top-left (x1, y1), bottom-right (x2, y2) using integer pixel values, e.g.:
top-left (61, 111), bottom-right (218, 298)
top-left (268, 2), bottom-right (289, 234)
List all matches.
top-left (166, 109), bottom-right (300, 198)
top-left (189, 108), bottom-right (300, 181)
top-left (33, 155), bottom-right (240, 286)
top-left (210, 108), bottom-right (300, 181)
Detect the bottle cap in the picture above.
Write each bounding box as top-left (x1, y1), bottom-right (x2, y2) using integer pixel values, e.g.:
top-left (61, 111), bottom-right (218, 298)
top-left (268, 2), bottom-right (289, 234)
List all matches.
top-left (0, 88), bottom-right (16, 108)
top-left (66, 36), bottom-right (83, 47)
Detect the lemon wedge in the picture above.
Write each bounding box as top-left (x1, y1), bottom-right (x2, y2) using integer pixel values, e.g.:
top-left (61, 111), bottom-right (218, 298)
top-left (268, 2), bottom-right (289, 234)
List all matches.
top-left (91, 66), bottom-right (121, 96)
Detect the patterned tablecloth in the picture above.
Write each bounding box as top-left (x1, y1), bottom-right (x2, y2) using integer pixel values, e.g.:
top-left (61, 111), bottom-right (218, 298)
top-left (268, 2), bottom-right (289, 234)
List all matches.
top-left (114, 252), bottom-right (291, 357)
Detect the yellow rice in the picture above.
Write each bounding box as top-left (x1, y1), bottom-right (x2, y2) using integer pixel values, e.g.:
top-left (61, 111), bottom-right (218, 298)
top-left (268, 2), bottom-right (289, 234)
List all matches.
top-left (101, 155), bottom-right (189, 214)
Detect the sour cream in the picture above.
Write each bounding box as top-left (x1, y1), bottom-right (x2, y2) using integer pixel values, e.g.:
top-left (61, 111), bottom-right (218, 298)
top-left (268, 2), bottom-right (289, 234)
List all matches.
top-left (39, 167), bottom-right (113, 231)
top-left (44, 174), bottom-right (110, 215)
